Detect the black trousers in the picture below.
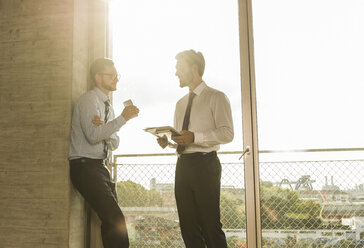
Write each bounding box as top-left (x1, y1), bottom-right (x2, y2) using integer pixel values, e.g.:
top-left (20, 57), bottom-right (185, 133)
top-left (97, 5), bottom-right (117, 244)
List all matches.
top-left (175, 152), bottom-right (227, 248)
top-left (69, 158), bottom-right (129, 248)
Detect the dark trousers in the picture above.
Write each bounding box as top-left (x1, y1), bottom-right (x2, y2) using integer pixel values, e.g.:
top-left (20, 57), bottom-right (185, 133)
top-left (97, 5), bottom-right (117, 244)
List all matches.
top-left (175, 152), bottom-right (227, 248)
top-left (70, 158), bottom-right (129, 248)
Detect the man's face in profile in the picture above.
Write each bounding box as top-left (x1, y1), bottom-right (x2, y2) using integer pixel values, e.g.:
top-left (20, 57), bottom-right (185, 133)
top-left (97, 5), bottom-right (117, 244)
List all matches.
top-left (98, 65), bottom-right (119, 92)
top-left (175, 59), bottom-right (193, 88)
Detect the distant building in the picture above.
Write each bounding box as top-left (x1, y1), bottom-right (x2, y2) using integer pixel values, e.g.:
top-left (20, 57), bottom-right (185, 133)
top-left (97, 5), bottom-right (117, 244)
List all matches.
top-left (150, 178), bottom-right (245, 205)
top-left (322, 176), bottom-right (340, 191)
top-left (342, 217), bottom-right (364, 239)
top-left (347, 184), bottom-right (364, 202)
top-left (150, 178), bottom-right (175, 206)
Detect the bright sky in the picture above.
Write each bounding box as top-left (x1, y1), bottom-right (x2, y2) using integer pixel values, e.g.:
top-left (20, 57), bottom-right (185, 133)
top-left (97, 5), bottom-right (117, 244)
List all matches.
top-left (252, 0), bottom-right (364, 152)
top-left (109, 0), bottom-right (242, 156)
top-left (109, 0), bottom-right (364, 160)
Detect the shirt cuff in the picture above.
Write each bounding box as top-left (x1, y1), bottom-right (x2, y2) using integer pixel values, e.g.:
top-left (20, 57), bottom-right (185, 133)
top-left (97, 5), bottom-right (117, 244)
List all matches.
top-left (193, 132), bottom-right (204, 144)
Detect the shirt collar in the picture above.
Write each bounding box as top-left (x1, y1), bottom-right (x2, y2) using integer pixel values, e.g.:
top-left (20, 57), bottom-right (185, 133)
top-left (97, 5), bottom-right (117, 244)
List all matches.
top-left (93, 87), bottom-right (110, 103)
top-left (192, 81), bottom-right (206, 96)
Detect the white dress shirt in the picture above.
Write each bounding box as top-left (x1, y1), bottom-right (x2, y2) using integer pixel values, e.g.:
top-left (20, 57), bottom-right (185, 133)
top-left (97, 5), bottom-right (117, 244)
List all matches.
top-left (68, 87), bottom-right (125, 160)
top-left (174, 81), bottom-right (234, 153)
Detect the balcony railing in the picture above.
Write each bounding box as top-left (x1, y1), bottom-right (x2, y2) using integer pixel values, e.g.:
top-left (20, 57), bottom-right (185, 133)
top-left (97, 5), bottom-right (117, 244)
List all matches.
top-left (111, 148), bottom-right (364, 248)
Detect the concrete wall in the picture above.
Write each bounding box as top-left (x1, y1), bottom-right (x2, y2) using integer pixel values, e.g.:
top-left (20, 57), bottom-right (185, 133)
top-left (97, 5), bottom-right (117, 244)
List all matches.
top-left (0, 0), bottom-right (107, 247)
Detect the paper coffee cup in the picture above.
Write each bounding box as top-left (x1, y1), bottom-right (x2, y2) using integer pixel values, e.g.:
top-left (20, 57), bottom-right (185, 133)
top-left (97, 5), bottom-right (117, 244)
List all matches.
top-left (123, 99), bottom-right (133, 107)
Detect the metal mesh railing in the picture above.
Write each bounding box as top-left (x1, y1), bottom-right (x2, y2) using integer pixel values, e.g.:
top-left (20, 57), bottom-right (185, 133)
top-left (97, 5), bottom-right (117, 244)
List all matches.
top-left (113, 152), bottom-right (364, 248)
top-left (259, 159), bottom-right (364, 248)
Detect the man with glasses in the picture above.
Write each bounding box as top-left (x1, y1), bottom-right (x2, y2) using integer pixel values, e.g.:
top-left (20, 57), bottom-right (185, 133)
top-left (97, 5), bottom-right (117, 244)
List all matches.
top-left (157, 50), bottom-right (234, 248)
top-left (68, 58), bottom-right (139, 248)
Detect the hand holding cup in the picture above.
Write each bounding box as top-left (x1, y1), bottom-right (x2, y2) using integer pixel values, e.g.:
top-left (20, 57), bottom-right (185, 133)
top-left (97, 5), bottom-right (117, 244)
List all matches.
top-left (121, 99), bottom-right (139, 121)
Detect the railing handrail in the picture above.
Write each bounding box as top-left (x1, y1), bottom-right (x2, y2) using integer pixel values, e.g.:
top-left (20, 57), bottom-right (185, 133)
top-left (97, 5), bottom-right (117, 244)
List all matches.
top-left (113, 147), bottom-right (364, 162)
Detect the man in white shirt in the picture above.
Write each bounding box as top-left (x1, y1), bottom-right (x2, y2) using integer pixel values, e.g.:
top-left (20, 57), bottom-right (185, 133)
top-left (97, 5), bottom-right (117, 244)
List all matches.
top-left (69, 58), bottom-right (139, 248)
top-left (158, 50), bottom-right (234, 248)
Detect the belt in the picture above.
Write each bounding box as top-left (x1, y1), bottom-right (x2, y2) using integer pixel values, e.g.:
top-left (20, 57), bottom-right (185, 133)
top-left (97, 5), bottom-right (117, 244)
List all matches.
top-left (70, 157), bottom-right (107, 166)
top-left (179, 151), bottom-right (217, 158)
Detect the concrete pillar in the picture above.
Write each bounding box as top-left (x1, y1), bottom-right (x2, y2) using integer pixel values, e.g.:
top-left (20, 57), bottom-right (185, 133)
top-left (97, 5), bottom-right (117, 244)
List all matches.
top-left (0, 0), bottom-right (108, 247)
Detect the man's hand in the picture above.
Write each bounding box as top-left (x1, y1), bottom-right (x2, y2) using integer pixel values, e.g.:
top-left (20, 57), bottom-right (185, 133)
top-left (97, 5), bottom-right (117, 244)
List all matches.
top-left (171, 130), bottom-right (194, 146)
top-left (122, 105), bottom-right (140, 121)
top-left (157, 135), bottom-right (169, 149)
top-left (92, 115), bottom-right (104, 126)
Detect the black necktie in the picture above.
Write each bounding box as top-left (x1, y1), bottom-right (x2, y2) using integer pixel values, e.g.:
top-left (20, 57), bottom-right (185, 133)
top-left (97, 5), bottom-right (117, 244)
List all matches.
top-left (104, 100), bottom-right (111, 159)
top-left (104, 100), bottom-right (111, 124)
top-left (177, 92), bottom-right (196, 154)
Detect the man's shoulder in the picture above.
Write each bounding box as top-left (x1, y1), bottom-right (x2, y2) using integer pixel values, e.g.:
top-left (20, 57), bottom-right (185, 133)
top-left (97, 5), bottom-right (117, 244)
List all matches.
top-left (73, 90), bottom-right (98, 112)
top-left (76, 90), bottom-right (97, 104)
top-left (204, 85), bottom-right (227, 98)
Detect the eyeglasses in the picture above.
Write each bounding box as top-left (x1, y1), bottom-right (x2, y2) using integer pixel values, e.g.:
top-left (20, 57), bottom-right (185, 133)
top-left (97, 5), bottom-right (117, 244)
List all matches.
top-left (99, 73), bottom-right (121, 81)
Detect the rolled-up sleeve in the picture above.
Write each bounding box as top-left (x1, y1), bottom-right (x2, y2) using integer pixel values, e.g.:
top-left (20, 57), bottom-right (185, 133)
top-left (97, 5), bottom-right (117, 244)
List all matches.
top-left (194, 92), bottom-right (234, 145)
top-left (78, 96), bottom-right (126, 145)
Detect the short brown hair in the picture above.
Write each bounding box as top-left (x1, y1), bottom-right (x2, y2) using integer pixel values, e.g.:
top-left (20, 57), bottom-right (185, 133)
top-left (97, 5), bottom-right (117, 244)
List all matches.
top-left (175, 49), bottom-right (205, 76)
top-left (90, 58), bottom-right (114, 83)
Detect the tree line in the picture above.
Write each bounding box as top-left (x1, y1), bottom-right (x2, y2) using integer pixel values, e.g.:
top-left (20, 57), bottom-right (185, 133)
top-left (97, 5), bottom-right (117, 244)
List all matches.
top-left (116, 180), bottom-right (324, 229)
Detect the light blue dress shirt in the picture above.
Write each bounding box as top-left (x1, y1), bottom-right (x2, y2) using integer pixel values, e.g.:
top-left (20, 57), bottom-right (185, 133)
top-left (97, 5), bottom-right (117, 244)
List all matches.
top-left (68, 87), bottom-right (126, 160)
